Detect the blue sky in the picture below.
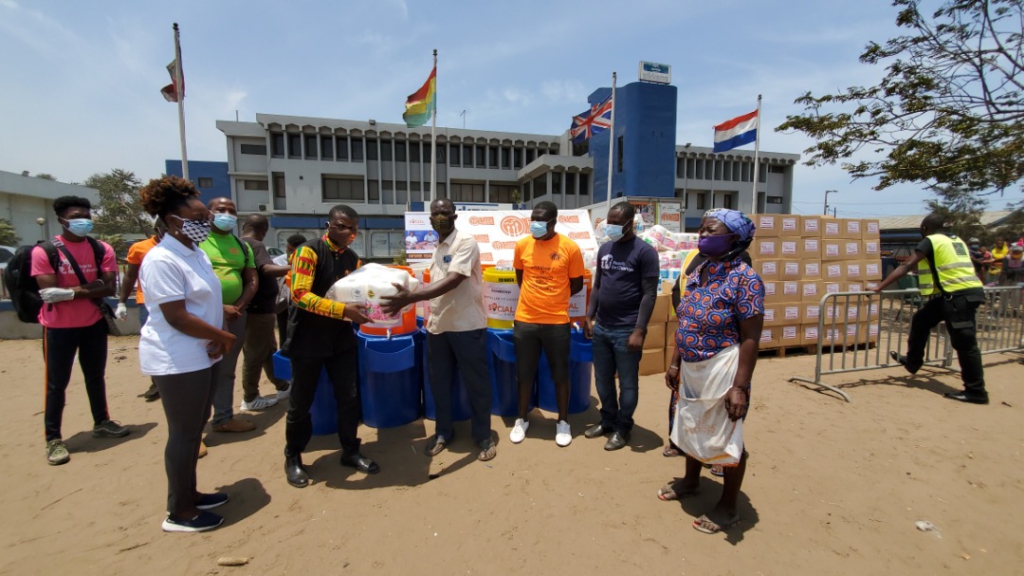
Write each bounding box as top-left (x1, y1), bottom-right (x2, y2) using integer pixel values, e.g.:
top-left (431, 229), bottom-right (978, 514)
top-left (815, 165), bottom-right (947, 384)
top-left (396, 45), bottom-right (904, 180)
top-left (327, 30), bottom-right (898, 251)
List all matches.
top-left (0, 0), bottom-right (974, 216)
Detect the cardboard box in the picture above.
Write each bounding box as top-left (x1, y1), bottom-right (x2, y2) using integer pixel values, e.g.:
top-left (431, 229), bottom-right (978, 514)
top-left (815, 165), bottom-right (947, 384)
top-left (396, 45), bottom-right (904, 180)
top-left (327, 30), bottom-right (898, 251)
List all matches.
top-left (640, 348), bottom-right (664, 376)
top-left (667, 318), bottom-right (679, 334)
top-left (801, 280), bottom-right (824, 302)
top-left (779, 215), bottom-right (801, 237)
top-left (661, 279), bottom-right (676, 295)
top-left (842, 219), bottom-right (862, 239)
top-left (864, 280), bottom-right (880, 292)
top-left (845, 304), bottom-right (863, 324)
top-left (802, 303), bottom-right (821, 323)
top-left (863, 239), bottom-right (880, 257)
top-left (823, 281), bottom-right (843, 295)
top-left (780, 325), bottom-right (801, 346)
top-left (862, 219), bottom-right (881, 239)
top-left (762, 305), bottom-right (781, 327)
top-left (664, 345), bottom-right (677, 373)
top-left (763, 281), bottom-right (779, 300)
top-left (756, 214), bottom-right (779, 237)
top-left (801, 237), bottom-right (821, 258)
top-left (779, 238), bottom-right (800, 258)
top-left (644, 322), bottom-right (667, 350)
top-left (754, 238), bottom-right (778, 259)
top-left (802, 216), bottom-right (822, 237)
top-left (755, 259), bottom-right (780, 281)
top-left (823, 262), bottom-right (844, 282)
top-left (867, 300), bottom-right (880, 320)
top-left (845, 281), bottom-right (864, 293)
top-left (844, 261), bottom-right (863, 281)
top-left (801, 324), bottom-right (820, 346)
top-left (821, 301), bottom-right (846, 323)
top-left (781, 303), bottom-right (802, 325)
top-left (843, 240), bottom-right (862, 260)
top-left (802, 260), bottom-right (822, 280)
top-left (653, 293), bottom-right (671, 322)
top-left (822, 240), bottom-right (843, 261)
top-left (778, 280), bottom-right (802, 303)
top-left (759, 327), bottom-right (779, 349)
top-left (863, 259), bottom-right (883, 280)
top-left (781, 260), bottom-right (802, 280)
top-left (823, 219), bottom-right (842, 239)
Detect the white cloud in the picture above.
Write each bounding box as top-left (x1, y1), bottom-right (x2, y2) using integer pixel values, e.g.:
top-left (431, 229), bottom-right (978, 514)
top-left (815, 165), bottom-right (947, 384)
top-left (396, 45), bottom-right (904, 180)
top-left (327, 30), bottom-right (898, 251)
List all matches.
top-left (541, 79), bottom-right (586, 104)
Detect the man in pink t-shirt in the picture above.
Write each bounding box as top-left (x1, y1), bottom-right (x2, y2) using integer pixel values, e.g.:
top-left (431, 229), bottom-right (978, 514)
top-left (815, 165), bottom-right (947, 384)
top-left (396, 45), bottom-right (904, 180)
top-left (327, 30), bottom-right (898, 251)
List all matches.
top-left (30, 196), bottom-right (129, 466)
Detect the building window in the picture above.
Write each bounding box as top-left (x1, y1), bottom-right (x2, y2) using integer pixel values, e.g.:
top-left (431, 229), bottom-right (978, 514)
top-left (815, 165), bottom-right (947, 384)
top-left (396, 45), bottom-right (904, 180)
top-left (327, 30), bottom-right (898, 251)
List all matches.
top-left (410, 142), bottom-right (421, 163)
top-left (501, 146), bottom-right (511, 169)
top-left (322, 176), bottom-right (364, 201)
top-left (490, 184), bottom-right (516, 203)
top-left (617, 136), bottom-right (624, 172)
top-left (526, 148), bottom-right (535, 164)
top-left (723, 194), bottom-right (734, 209)
top-left (696, 192), bottom-right (707, 210)
top-left (270, 134), bottom-right (285, 157)
top-left (488, 146), bottom-right (498, 168)
top-left (513, 147), bottom-right (523, 169)
top-left (433, 143), bottom-right (445, 164)
top-left (380, 139), bottom-right (393, 162)
top-left (321, 136), bottom-right (334, 161)
top-left (351, 138), bottom-right (364, 162)
top-left (364, 138), bottom-right (377, 161)
top-left (676, 158), bottom-right (684, 178)
top-left (368, 179), bottom-right (379, 201)
top-left (579, 173), bottom-right (589, 195)
top-left (714, 160), bottom-right (723, 181)
top-left (273, 172), bottom-right (285, 198)
top-left (241, 143), bottom-right (267, 155)
top-left (551, 172), bottom-right (562, 195)
top-left (463, 145), bottom-right (473, 167)
top-left (686, 158), bottom-right (695, 179)
top-left (197, 177), bottom-right (213, 188)
top-left (770, 165), bottom-right (786, 174)
top-left (304, 135), bottom-right (317, 159)
top-left (449, 182), bottom-right (485, 202)
top-left (759, 163), bottom-right (768, 182)
top-left (722, 161), bottom-right (732, 181)
top-left (396, 141), bottom-right (407, 162)
top-left (336, 136), bottom-right (349, 161)
top-left (287, 134), bottom-right (301, 159)
top-left (450, 144), bottom-right (460, 167)
top-left (475, 145), bottom-right (486, 168)
top-left (533, 175), bottom-right (547, 198)
top-left (242, 179), bottom-right (269, 191)
top-left (695, 159), bottom-right (704, 180)
top-left (565, 173), bottom-right (576, 195)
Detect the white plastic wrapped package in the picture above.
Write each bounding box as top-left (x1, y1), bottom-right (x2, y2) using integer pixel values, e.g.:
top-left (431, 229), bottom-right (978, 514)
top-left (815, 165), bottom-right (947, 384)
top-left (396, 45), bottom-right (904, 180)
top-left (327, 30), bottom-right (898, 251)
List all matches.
top-left (646, 224), bottom-right (671, 247)
top-left (673, 233), bottom-right (700, 250)
top-left (640, 234), bottom-right (661, 252)
top-left (660, 250), bottom-right (683, 270)
top-left (324, 263), bottom-right (420, 326)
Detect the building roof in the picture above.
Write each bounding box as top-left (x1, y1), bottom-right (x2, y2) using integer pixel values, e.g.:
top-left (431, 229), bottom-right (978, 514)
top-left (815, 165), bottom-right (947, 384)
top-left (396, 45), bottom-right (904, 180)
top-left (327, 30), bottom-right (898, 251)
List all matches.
top-left (878, 211), bottom-right (1017, 231)
top-left (0, 170), bottom-right (99, 203)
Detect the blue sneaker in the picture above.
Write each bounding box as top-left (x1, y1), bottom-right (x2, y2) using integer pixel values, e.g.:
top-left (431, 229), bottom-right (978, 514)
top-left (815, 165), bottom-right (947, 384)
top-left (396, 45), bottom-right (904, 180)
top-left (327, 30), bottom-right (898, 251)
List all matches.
top-left (195, 493), bottom-right (229, 511)
top-left (161, 511), bottom-right (223, 533)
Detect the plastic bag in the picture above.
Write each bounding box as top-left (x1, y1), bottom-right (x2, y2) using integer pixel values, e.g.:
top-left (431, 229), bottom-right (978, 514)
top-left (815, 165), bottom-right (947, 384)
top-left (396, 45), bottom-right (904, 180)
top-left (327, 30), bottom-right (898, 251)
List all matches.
top-left (669, 345), bottom-right (744, 465)
top-left (324, 263), bottom-right (420, 326)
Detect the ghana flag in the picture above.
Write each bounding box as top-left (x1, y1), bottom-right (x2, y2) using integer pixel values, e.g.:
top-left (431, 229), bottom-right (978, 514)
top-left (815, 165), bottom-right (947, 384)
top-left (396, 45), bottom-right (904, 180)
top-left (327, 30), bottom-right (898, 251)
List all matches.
top-left (403, 66), bottom-right (436, 128)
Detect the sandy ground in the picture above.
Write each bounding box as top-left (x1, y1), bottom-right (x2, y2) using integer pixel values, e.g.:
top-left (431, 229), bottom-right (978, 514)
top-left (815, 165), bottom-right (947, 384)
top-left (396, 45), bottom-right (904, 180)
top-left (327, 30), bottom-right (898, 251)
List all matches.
top-left (1, 336), bottom-right (1023, 575)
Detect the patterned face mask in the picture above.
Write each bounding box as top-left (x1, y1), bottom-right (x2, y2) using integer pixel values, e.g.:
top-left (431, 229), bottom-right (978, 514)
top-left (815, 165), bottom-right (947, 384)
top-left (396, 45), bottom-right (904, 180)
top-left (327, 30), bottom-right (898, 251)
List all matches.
top-left (172, 215), bottom-right (212, 244)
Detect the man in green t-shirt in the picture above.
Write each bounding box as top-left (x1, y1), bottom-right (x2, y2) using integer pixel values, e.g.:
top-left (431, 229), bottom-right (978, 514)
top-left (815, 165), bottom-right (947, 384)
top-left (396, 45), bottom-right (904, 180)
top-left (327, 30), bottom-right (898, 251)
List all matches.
top-left (200, 197), bottom-right (259, 434)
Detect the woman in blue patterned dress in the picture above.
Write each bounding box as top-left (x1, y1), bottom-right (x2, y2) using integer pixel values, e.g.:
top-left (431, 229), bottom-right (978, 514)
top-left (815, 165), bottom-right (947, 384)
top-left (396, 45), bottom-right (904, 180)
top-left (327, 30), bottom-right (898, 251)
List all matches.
top-left (657, 209), bottom-right (764, 535)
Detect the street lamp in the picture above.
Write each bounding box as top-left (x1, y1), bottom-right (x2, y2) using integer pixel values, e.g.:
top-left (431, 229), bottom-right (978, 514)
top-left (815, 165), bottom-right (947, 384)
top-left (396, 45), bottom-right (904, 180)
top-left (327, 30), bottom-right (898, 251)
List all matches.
top-left (824, 190), bottom-right (838, 216)
top-left (36, 217), bottom-right (46, 241)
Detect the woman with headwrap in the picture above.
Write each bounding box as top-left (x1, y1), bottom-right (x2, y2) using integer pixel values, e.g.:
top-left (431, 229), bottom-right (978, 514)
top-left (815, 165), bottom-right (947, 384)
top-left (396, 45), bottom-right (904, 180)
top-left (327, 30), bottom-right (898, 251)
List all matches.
top-left (657, 209), bottom-right (765, 535)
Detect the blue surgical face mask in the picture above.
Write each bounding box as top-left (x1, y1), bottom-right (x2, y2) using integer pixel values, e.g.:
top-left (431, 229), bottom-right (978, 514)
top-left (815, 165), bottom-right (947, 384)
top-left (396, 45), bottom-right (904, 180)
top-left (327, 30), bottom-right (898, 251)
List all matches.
top-left (530, 220), bottom-right (551, 239)
top-left (63, 218), bottom-right (93, 237)
top-left (605, 224), bottom-right (625, 242)
top-left (213, 213), bottom-right (237, 232)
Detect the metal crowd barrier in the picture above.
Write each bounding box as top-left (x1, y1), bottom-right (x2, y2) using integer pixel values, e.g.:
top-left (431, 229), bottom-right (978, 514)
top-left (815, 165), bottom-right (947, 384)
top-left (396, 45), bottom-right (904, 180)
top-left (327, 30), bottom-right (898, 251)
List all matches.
top-left (790, 285), bottom-right (1024, 402)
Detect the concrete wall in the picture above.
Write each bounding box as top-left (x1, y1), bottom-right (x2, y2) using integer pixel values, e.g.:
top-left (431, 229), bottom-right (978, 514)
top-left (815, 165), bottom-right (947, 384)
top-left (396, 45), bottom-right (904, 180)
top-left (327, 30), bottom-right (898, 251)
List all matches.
top-left (0, 298), bottom-right (141, 340)
top-left (0, 170), bottom-right (100, 246)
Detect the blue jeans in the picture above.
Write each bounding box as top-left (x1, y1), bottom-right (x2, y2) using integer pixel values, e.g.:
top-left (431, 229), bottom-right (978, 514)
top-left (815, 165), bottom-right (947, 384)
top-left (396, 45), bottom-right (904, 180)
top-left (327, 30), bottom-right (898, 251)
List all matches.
top-left (592, 323), bottom-right (641, 434)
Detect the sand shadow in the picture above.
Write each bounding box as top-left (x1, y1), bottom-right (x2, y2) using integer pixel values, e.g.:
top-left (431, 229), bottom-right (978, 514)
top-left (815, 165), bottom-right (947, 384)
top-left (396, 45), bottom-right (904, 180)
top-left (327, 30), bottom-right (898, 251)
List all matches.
top-left (203, 404), bottom-right (287, 447)
top-left (311, 419), bottom-right (438, 490)
top-left (64, 422), bottom-right (157, 453)
top-left (665, 475), bottom-right (760, 545)
top-left (215, 477), bottom-right (271, 527)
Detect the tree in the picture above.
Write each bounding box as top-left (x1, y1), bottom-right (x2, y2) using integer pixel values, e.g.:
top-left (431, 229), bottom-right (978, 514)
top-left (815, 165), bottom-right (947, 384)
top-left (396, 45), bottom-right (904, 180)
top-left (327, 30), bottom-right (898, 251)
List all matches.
top-left (777, 0), bottom-right (1024, 197)
top-left (924, 186), bottom-right (988, 239)
top-left (83, 169), bottom-right (151, 237)
top-left (34, 173), bottom-right (56, 181)
top-left (0, 218), bottom-right (20, 246)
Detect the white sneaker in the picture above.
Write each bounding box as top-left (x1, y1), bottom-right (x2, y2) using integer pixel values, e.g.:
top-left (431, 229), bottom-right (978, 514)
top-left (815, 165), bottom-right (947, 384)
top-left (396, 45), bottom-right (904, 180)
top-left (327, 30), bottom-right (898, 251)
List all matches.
top-left (276, 384), bottom-right (291, 401)
top-left (239, 396), bottom-right (278, 411)
top-left (509, 418), bottom-right (529, 443)
top-left (555, 420), bottom-right (572, 447)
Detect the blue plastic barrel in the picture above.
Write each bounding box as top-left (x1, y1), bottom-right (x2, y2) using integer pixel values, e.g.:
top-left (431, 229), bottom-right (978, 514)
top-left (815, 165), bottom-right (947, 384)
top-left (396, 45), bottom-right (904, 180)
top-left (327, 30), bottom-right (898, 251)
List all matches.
top-left (536, 328), bottom-right (593, 415)
top-left (487, 328), bottom-right (534, 416)
top-left (357, 332), bottom-right (421, 428)
top-left (420, 329), bottom-right (473, 422)
top-left (272, 351), bottom-right (338, 436)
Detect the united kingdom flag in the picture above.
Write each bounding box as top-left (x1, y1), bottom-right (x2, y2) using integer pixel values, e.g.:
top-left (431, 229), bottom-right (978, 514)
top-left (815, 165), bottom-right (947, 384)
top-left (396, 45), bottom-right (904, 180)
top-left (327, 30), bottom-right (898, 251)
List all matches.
top-left (570, 97), bottom-right (613, 143)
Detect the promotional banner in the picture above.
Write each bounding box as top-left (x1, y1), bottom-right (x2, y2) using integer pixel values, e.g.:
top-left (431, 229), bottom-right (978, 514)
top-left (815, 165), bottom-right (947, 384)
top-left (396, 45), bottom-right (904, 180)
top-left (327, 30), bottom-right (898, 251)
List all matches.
top-left (630, 201), bottom-right (656, 229)
top-left (405, 210), bottom-right (598, 268)
top-left (658, 202), bottom-right (682, 233)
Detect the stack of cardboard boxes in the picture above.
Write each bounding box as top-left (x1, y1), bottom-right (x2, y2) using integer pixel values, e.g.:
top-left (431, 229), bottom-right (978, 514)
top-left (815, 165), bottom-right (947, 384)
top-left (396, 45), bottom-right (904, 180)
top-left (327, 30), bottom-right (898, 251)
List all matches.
top-left (639, 291), bottom-right (675, 376)
top-left (751, 215), bottom-right (882, 350)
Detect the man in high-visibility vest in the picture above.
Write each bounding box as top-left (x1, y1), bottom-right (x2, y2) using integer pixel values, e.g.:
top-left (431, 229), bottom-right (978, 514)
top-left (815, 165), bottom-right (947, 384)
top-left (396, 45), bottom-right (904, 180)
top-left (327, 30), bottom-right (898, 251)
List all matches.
top-left (874, 213), bottom-right (989, 404)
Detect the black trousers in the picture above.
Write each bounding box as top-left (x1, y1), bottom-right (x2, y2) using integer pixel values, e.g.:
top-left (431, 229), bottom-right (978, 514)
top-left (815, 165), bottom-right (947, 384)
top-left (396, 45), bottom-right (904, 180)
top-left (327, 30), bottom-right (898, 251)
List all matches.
top-left (426, 329), bottom-right (492, 444)
top-left (43, 319), bottom-right (110, 441)
top-left (153, 367), bottom-right (216, 516)
top-left (906, 295), bottom-right (986, 395)
top-left (513, 322), bottom-right (571, 417)
top-left (284, 350), bottom-right (361, 457)
top-left (276, 308), bottom-right (289, 354)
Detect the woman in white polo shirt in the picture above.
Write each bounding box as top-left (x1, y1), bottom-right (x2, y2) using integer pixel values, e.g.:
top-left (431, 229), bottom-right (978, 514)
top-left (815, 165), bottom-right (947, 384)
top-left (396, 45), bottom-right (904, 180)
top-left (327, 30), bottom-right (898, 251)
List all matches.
top-left (138, 176), bottom-right (238, 533)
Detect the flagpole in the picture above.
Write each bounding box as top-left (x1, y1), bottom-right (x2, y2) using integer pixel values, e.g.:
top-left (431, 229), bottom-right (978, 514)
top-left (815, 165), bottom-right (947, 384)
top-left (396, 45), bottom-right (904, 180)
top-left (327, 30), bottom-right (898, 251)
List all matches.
top-left (605, 72), bottom-right (616, 213)
top-left (430, 48), bottom-right (437, 205)
top-left (173, 23), bottom-right (189, 182)
top-left (750, 94), bottom-right (762, 215)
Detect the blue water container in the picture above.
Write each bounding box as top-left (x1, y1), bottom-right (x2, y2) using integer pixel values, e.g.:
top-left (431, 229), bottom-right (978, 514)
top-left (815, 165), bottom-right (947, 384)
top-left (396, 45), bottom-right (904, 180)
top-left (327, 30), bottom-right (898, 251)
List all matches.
top-left (536, 328), bottom-right (593, 415)
top-left (272, 351), bottom-right (337, 436)
top-left (487, 328), bottom-right (535, 416)
top-left (420, 329), bottom-right (473, 422)
top-left (357, 332), bottom-right (421, 428)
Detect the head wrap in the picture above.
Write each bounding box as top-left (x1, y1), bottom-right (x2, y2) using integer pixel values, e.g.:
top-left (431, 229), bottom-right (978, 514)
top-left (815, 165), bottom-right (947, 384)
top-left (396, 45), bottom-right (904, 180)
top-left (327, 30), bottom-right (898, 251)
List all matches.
top-left (703, 209), bottom-right (756, 242)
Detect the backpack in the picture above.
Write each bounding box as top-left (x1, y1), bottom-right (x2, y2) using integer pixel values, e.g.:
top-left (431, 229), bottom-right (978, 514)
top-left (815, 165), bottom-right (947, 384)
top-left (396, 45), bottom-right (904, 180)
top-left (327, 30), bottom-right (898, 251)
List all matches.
top-left (3, 237), bottom-right (107, 324)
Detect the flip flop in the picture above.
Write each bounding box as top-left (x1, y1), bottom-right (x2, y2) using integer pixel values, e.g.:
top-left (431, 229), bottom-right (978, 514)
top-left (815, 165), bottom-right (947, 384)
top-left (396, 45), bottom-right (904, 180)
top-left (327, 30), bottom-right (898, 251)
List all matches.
top-left (692, 513), bottom-right (739, 534)
top-left (662, 445), bottom-right (682, 457)
top-left (710, 465), bottom-right (725, 477)
top-left (657, 482), bottom-right (698, 501)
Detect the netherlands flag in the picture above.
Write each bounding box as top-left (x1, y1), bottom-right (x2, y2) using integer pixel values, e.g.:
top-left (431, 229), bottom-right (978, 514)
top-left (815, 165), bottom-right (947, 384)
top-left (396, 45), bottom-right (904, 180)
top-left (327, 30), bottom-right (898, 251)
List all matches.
top-left (713, 109), bottom-right (758, 153)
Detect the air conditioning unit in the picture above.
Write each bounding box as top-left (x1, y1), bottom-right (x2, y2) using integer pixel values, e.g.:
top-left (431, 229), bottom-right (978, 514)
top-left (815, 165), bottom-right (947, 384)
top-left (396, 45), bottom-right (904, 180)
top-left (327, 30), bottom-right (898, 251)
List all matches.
top-left (258, 204), bottom-right (269, 212)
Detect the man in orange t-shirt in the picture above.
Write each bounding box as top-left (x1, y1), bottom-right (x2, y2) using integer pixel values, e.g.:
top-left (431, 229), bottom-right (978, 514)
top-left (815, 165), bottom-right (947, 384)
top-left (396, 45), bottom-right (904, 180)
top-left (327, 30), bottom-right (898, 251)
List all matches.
top-left (510, 201), bottom-right (585, 447)
top-left (117, 223), bottom-right (165, 401)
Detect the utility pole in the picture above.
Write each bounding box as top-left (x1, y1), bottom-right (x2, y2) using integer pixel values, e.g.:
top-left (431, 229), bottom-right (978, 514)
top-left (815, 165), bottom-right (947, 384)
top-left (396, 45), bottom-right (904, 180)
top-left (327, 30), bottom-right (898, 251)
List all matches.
top-left (824, 189), bottom-right (838, 215)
